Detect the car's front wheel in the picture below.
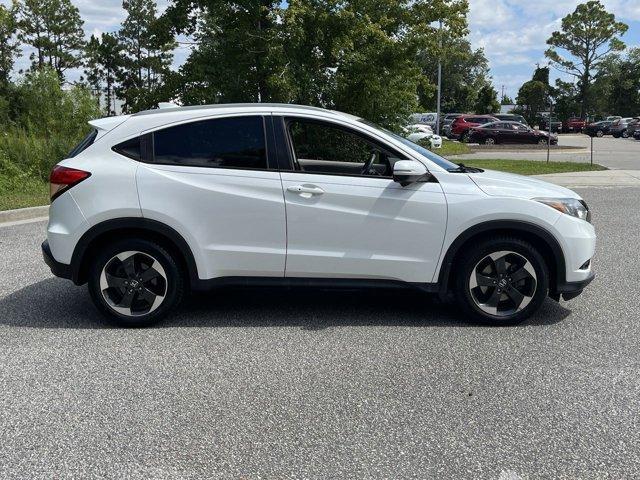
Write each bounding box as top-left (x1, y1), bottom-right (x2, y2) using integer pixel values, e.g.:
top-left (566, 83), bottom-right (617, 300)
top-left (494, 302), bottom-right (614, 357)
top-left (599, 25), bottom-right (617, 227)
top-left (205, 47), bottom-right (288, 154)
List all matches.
top-left (454, 237), bottom-right (549, 325)
top-left (88, 239), bottom-right (185, 327)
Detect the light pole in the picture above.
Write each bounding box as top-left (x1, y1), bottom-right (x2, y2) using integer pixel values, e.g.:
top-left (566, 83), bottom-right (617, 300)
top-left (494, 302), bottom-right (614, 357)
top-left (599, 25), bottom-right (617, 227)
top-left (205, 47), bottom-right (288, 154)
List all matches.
top-left (436, 20), bottom-right (442, 136)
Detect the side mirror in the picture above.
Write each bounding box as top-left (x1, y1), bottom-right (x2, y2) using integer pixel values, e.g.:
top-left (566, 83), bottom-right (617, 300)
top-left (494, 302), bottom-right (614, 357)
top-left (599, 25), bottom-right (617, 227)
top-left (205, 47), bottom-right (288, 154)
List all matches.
top-left (393, 160), bottom-right (430, 186)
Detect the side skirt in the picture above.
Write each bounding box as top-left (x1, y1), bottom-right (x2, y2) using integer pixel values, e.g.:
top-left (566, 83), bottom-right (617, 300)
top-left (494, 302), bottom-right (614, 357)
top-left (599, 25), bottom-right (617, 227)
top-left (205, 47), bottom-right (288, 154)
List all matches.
top-left (191, 276), bottom-right (439, 294)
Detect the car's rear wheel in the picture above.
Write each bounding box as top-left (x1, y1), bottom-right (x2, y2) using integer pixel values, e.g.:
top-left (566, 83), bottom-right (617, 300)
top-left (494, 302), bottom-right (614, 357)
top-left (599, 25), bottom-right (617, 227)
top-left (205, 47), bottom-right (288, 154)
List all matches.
top-left (461, 131), bottom-right (470, 143)
top-left (454, 237), bottom-right (549, 325)
top-left (622, 131), bottom-right (629, 138)
top-left (484, 137), bottom-right (496, 145)
top-left (596, 130), bottom-right (604, 137)
top-left (88, 239), bottom-right (184, 327)
top-left (538, 138), bottom-right (548, 145)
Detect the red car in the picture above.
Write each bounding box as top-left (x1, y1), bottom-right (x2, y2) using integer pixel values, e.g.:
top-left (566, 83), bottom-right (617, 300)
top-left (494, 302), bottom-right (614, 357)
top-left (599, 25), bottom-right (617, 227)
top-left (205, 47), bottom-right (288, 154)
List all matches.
top-left (564, 117), bottom-right (586, 133)
top-left (451, 114), bottom-right (499, 142)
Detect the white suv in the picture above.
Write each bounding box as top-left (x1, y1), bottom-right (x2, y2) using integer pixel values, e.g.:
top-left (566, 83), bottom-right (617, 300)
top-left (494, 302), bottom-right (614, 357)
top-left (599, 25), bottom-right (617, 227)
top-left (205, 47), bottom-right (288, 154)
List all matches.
top-left (42, 104), bottom-right (595, 327)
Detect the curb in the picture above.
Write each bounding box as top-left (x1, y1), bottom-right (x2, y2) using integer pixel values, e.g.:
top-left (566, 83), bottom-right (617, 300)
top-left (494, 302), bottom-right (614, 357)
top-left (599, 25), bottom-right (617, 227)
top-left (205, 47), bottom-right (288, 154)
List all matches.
top-left (0, 205), bottom-right (49, 224)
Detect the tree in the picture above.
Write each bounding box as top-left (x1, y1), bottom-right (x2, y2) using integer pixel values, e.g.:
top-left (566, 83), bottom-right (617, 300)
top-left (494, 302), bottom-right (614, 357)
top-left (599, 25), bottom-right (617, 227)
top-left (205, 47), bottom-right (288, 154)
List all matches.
top-left (515, 80), bottom-right (547, 124)
top-left (473, 84), bottom-right (499, 114)
top-left (0, 1), bottom-right (20, 89)
top-left (161, 0), bottom-right (469, 129)
top-left (545, 0), bottom-right (628, 117)
top-left (417, 35), bottom-right (491, 113)
top-left (117, 0), bottom-right (175, 112)
top-left (18, 0), bottom-right (85, 80)
top-left (85, 33), bottom-right (123, 115)
top-left (591, 48), bottom-right (640, 117)
top-left (500, 94), bottom-right (513, 105)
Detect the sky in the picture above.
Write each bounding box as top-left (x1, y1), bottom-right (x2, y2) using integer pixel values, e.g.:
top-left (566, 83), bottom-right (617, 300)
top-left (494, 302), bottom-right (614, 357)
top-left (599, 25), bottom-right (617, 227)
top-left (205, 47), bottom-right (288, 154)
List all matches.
top-left (4, 0), bottom-right (640, 101)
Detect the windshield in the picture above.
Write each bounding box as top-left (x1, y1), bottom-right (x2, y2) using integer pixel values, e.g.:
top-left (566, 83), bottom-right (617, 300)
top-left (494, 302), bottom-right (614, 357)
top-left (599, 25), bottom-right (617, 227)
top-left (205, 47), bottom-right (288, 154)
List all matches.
top-left (358, 119), bottom-right (458, 170)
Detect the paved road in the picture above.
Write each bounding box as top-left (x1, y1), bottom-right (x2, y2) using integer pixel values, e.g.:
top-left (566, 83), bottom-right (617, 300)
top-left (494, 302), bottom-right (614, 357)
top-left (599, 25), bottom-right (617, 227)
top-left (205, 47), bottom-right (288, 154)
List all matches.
top-left (1, 188), bottom-right (639, 479)
top-left (455, 134), bottom-right (640, 170)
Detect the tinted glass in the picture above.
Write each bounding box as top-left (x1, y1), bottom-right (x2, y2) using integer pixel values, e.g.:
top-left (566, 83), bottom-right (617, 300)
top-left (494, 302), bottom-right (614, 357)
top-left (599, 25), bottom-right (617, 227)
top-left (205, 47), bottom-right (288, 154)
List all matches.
top-left (113, 136), bottom-right (141, 160)
top-left (288, 120), bottom-right (393, 176)
top-left (68, 129), bottom-right (98, 158)
top-left (153, 116), bottom-right (266, 169)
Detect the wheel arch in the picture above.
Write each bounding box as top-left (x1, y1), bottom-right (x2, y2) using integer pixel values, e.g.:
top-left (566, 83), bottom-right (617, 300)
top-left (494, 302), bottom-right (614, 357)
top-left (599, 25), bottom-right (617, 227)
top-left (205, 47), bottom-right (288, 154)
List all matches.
top-left (437, 220), bottom-right (566, 299)
top-left (70, 218), bottom-right (199, 287)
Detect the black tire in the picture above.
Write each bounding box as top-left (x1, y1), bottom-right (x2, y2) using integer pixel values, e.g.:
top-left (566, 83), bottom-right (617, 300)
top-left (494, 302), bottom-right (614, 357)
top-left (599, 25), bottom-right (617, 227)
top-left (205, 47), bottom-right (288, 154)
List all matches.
top-left (88, 238), bottom-right (185, 327)
top-left (596, 130), bottom-right (604, 137)
top-left (484, 137), bottom-right (497, 145)
top-left (461, 131), bottom-right (470, 143)
top-left (622, 131), bottom-right (629, 138)
top-left (454, 236), bottom-right (549, 326)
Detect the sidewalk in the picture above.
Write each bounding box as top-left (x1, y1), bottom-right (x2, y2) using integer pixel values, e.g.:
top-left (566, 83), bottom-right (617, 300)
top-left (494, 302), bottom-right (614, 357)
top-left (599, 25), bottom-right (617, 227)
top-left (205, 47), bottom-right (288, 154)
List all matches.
top-left (533, 169), bottom-right (640, 188)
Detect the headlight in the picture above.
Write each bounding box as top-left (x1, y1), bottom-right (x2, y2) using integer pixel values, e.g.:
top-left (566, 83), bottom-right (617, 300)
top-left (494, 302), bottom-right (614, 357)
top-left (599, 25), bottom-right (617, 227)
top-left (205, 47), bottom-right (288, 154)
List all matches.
top-left (535, 197), bottom-right (591, 222)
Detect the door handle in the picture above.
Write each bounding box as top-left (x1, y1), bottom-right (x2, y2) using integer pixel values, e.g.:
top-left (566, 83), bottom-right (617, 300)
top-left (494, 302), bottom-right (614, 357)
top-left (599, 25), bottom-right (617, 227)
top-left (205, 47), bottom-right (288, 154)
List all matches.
top-left (287, 185), bottom-right (324, 196)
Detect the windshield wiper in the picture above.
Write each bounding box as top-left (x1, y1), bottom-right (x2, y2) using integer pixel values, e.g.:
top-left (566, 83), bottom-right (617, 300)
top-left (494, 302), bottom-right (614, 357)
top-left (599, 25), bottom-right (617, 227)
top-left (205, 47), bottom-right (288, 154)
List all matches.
top-left (447, 163), bottom-right (484, 173)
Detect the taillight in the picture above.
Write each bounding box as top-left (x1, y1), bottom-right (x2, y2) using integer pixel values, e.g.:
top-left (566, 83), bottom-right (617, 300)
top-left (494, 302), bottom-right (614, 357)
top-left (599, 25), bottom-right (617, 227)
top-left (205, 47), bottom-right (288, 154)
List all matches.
top-left (49, 165), bottom-right (91, 201)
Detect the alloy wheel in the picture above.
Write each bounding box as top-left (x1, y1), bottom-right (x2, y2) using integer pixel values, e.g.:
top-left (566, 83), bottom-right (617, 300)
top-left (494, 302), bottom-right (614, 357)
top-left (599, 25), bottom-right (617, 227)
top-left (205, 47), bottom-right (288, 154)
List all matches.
top-left (468, 250), bottom-right (537, 317)
top-left (485, 137), bottom-right (496, 145)
top-left (538, 138), bottom-right (548, 145)
top-left (99, 251), bottom-right (168, 317)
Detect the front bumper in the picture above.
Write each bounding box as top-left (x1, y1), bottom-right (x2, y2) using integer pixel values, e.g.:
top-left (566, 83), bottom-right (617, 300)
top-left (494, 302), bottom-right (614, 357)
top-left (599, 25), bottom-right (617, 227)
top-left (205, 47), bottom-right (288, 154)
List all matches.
top-left (42, 240), bottom-right (72, 279)
top-left (552, 272), bottom-right (595, 301)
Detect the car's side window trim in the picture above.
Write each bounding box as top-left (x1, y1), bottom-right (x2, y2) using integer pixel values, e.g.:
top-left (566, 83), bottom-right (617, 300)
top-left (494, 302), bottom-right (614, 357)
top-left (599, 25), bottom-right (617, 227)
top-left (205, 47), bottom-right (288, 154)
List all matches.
top-left (278, 116), bottom-right (406, 179)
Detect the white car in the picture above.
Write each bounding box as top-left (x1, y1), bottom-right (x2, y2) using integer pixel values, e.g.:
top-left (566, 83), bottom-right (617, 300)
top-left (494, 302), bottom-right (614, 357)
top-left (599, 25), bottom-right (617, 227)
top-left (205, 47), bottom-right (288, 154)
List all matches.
top-left (404, 124), bottom-right (443, 149)
top-left (43, 103), bottom-right (595, 327)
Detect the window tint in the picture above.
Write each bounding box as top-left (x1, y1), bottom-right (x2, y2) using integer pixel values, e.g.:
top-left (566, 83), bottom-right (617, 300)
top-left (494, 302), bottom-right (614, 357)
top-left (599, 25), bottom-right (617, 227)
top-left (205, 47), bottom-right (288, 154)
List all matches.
top-left (153, 116), bottom-right (267, 169)
top-left (288, 120), bottom-right (393, 177)
top-left (68, 129), bottom-right (98, 158)
top-left (113, 136), bottom-right (142, 160)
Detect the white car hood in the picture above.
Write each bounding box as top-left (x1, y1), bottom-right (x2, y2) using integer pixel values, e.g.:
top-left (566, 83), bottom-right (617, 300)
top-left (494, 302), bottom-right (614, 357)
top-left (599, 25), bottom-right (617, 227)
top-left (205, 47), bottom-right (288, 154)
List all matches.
top-left (467, 169), bottom-right (581, 200)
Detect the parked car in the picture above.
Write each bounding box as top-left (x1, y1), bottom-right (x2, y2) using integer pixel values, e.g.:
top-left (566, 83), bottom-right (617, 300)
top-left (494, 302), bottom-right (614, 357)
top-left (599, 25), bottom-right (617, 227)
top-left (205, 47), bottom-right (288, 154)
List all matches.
top-left (450, 114), bottom-right (499, 142)
top-left (609, 118), bottom-right (635, 138)
top-left (538, 116), bottom-right (563, 133)
top-left (43, 103), bottom-right (595, 327)
top-left (440, 113), bottom-right (464, 136)
top-left (625, 118), bottom-right (640, 138)
top-left (494, 114), bottom-right (528, 126)
top-left (404, 124), bottom-right (443, 149)
top-left (409, 112), bottom-right (438, 129)
top-left (468, 121), bottom-right (558, 145)
top-left (563, 117), bottom-right (587, 133)
top-left (584, 120), bottom-right (613, 137)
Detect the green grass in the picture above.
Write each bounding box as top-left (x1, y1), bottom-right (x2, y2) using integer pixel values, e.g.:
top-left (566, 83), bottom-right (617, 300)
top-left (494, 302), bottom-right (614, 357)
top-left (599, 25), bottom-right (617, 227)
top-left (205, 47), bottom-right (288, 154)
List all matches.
top-left (462, 159), bottom-right (607, 176)
top-left (431, 139), bottom-right (472, 156)
top-left (0, 173), bottom-right (49, 211)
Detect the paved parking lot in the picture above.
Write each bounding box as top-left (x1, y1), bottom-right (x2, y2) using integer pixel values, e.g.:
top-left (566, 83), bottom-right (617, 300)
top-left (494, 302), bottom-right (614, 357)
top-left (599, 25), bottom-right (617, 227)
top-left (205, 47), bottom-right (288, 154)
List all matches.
top-left (455, 134), bottom-right (640, 170)
top-left (1, 187), bottom-right (639, 479)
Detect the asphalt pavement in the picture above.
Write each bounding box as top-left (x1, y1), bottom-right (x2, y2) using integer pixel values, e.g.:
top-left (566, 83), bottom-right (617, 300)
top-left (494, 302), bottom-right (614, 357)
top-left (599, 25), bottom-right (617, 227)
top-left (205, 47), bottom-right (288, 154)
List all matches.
top-left (0, 187), bottom-right (639, 479)
top-left (455, 134), bottom-right (640, 170)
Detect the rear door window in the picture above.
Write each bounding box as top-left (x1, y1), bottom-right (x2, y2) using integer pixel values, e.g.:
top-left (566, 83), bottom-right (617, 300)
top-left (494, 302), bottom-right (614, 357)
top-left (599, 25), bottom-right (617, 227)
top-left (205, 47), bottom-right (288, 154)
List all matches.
top-left (152, 116), bottom-right (267, 170)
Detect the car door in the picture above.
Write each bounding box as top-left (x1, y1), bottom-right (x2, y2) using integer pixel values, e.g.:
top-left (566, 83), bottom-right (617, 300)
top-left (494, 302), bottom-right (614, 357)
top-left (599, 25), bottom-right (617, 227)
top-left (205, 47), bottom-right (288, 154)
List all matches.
top-left (275, 116), bottom-right (447, 283)
top-left (136, 115), bottom-right (287, 280)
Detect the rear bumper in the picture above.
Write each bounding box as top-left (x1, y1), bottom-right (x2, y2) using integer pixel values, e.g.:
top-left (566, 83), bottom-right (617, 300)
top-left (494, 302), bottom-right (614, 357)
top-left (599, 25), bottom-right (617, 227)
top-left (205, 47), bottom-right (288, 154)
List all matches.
top-left (42, 240), bottom-right (72, 280)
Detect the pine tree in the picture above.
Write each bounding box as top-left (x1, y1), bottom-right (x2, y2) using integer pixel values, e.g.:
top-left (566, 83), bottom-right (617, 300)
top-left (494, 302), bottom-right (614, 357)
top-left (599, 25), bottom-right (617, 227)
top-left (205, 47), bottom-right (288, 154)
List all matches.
top-left (116, 0), bottom-right (175, 112)
top-left (0, 1), bottom-right (21, 89)
top-left (19, 0), bottom-right (85, 80)
top-left (85, 33), bottom-right (123, 115)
